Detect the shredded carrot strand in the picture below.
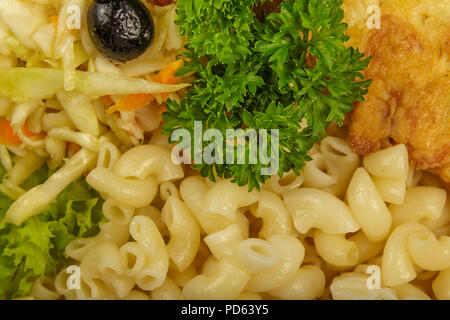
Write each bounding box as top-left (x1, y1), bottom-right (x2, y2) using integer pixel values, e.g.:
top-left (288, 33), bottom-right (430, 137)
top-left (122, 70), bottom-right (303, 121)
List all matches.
top-left (106, 59), bottom-right (184, 114)
top-left (0, 121), bottom-right (42, 145)
top-left (21, 123), bottom-right (36, 138)
top-left (106, 94), bottom-right (155, 113)
top-left (0, 120), bottom-right (21, 145)
top-left (151, 59), bottom-right (184, 85)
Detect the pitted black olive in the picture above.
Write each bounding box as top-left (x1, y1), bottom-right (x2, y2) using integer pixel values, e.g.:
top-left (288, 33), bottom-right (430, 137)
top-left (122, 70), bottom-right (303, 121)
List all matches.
top-left (87, 0), bottom-right (155, 63)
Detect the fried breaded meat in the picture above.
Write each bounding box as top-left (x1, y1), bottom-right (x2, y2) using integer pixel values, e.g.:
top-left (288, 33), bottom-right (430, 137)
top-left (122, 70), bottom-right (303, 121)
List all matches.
top-left (343, 0), bottom-right (450, 182)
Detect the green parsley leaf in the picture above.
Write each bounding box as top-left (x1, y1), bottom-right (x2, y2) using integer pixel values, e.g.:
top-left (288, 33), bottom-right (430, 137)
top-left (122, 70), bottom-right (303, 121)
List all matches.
top-left (165, 0), bottom-right (371, 190)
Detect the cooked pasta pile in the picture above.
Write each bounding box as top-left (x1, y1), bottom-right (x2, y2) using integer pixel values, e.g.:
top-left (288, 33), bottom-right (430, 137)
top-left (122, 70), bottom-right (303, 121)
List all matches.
top-left (0, 0), bottom-right (449, 300)
top-left (19, 136), bottom-right (450, 300)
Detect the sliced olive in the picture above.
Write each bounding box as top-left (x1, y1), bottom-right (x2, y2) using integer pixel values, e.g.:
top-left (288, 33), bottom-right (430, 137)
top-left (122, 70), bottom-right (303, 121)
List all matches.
top-left (87, 0), bottom-right (155, 63)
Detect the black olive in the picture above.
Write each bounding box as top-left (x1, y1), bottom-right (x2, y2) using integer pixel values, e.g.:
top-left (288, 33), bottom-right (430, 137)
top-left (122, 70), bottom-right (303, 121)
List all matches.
top-left (87, 0), bottom-right (155, 63)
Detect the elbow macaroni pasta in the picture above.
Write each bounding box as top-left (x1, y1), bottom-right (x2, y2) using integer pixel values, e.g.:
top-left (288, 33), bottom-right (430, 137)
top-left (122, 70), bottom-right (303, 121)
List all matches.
top-left (183, 260), bottom-right (250, 300)
top-left (390, 187), bottom-right (447, 227)
top-left (346, 167), bottom-right (392, 242)
top-left (283, 188), bottom-right (360, 234)
top-left (14, 135), bottom-right (448, 300)
top-left (161, 196), bottom-right (201, 272)
top-left (87, 167), bottom-right (158, 208)
top-left (363, 144), bottom-right (409, 181)
top-left (381, 222), bottom-right (431, 286)
top-left (249, 190), bottom-right (293, 239)
top-left (130, 215), bottom-right (169, 291)
top-left (314, 230), bottom-right (359, 267)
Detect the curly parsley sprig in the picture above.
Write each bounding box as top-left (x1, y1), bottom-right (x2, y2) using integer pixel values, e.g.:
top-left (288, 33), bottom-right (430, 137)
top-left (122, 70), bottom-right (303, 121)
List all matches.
top-left (163, 0), bottom-right (371, 190)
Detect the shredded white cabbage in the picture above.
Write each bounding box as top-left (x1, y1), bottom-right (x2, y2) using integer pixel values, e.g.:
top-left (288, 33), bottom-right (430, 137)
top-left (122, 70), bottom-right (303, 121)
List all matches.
top-left (0, 0), bottom-right (48, 50)
top-left (0, 68), bottom-right (189, 101)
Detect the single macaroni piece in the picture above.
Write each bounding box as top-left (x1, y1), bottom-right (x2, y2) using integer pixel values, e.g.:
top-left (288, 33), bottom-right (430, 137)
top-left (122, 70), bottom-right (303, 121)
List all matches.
top-left (314, 230), bottom-right (359, 267)
top-left (268, 265), bottom-right (326, 300)
top-left (262, 171), bottom-right (304, 196)
top-left (120, 241), bottom-right (149, 277)
top-left (55, 268), bottom-right (75, 298)
top-left (86, 167), bottom-right (158, 208)
top-left (130, 215), bottom-right (169, 290)
top-left (102, 198), bottom-right (135, 225)
top-left (201, 179), bottom-right (259, 221)
top-left (159, 181), bottom-right (181, 201)
top-left (330, 272), bottom-right (398, 300)
top-left (390, 283), bottom-right (431, 300)
top-left (97, 141), bottom-right (121, 170)
top-left (204, 224), bottom-right (243, 262)
top-left (381, 222), bottom-right (431, 286)
top-left (112, 144), bottom-right (184, 183)
top-left (151, 278), bottom-right (184, 300)
top-left (182, 260), bottom-right (250, 300)
top-left (432, 268), bottom-right (450, 300)
top-left (302, 152), bottom-right (339, 189)
top-left (408, 232), bottom-right (450, 271)
top-left (180, 176), bottom-right (251, 235)
top-left (100, 273), bottom-right (135, 299)
top-left (346, 167), bottom-right (392, 242)
top-left (65, 237), bottom-right (97, 261)
top-left (96, 220), bottom-right (130, 247)
top-left (74, 277), bottom-right (115, 300)
top-left (250, 190), bottom-right (293, 239)
top-left (372, 177), bottom-right (406, 205)
top-left (283, 188), bottom-right (360, 234)
top-left (201, 223), bottom-right (258, 271)
top-left (423, 200), bottom-right (450, 231)
top-left (390, 186), bottom-right (447, 227)
top-left (135, 205), bottom-right (169, 237)
top-left (363, 144), bottom-right (409, 181)
top-left (319, 136), bottom-right (360, 197)
top-left (29, 276), bottom-right (61, 300)
top-left (236, 238), bottom-right (280, 274)
top-left (79, 241), bottom-right (124, 279)
top-left (245, 235), bottom-right (305, 292)
top-left (161, 196), bottom-right (201, 272)
top-left (180, 176), bottom-right (209, 230)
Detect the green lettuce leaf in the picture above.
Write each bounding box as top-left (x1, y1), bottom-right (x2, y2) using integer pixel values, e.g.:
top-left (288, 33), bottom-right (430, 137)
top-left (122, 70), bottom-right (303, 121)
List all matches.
top-left (0, 164), bottom-right (104, 299)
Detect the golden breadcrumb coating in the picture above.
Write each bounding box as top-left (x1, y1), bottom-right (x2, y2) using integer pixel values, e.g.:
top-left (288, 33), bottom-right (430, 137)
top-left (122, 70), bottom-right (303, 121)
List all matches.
top-left (343, 0), bottom-right (450, 182)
